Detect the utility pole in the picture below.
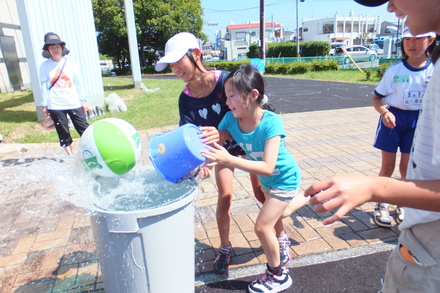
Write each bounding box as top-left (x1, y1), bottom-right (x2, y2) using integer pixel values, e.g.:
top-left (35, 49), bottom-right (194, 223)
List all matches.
top-left (260, 0), bottom-right (265, 60)
top-left (296, 0), bottom-right (304, 57)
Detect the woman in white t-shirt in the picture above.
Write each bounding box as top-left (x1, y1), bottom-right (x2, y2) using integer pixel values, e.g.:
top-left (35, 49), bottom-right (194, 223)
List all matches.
top-left (39, 32), bottom-right (89, 155)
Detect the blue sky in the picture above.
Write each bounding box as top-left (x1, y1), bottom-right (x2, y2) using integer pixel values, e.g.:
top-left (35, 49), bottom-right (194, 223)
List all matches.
top-left (201, 0), bottom-right (399, 41)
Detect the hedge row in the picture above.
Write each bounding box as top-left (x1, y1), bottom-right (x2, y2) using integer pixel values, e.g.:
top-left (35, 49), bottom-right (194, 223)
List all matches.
top-left (211, 59), bottom-right (339, 75)
top-left (108, 59), bottom-right (339, 77)
top-left (265, 60), bottom-right (339, 75)
top-left (267, 41), bottom-right (331, 58)
top-left (110, 65), bottom-right (172, 76)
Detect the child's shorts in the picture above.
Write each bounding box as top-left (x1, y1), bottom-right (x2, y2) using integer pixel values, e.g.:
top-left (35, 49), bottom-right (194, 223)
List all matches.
top-left (261, 186), bottom-right (299, 203)
top-left (373, 106), bottom-right (419, 154)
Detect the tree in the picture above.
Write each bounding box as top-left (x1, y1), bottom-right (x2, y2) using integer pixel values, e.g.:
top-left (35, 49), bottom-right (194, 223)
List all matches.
top-left (247, 44), bottom-right (260, 59)
top-left (92, 0), bottom-right (206, 67)
top-left (93, 0), bottom-right (129, 68)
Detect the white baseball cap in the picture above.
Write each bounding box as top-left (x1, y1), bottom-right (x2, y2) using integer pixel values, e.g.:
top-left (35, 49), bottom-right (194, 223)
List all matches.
top-left (402, 28), bottom-right (436, 38)
top-left (155, 32), bottom-right (200, 72)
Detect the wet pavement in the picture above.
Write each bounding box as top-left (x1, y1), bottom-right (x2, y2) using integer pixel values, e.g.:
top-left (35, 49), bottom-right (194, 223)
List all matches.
top-left (0, 78), bottom-right (402, 293)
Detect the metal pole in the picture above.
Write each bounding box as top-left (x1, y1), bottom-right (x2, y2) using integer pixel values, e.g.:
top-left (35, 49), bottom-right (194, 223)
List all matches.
top-left (260, 0), bottom-right (265, 60)
top-left (124, 0), bottom-right (142, 89)
top-left (296, 0), bottom-right (300, 57)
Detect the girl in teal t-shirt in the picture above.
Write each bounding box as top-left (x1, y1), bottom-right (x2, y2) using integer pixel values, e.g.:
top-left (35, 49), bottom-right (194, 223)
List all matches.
top-left (201, 64), bottom-right (308, 293)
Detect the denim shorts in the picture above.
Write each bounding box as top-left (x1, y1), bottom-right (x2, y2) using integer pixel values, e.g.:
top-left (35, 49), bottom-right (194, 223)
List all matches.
top-left (261, 186), bottom-right (299, 203)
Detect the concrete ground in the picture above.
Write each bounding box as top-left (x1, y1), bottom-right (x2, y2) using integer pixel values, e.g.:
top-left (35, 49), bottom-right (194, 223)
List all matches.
top-left (0, 104), bottom-right (402, 293)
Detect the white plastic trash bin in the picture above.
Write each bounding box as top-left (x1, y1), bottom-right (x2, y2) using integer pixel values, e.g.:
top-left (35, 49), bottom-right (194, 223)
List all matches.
top-left (91, 186), bottom-right (197, 293)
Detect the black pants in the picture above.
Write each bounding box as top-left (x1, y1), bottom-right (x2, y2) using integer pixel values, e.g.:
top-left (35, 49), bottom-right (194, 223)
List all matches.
top-left (49, 107), bottom-right (89, 147)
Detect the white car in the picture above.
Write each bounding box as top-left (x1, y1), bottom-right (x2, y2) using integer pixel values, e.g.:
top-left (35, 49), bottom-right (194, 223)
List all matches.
top-left (100, 62), bottom-right (113, 72)
top-left (335, 45), bottom-right (378, 64)
top-left (365, 43), bottom-right (384, 55)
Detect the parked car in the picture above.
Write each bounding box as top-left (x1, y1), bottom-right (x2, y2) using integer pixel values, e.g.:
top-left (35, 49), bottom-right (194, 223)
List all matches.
top-left (335, 45), bottom-right (378, 64)
top-left (328, 42), bottom-right (346, 56)
top-left (100, 61), bottom-right (114, 72)
top-left (365, 43), bottom-right (384, 55)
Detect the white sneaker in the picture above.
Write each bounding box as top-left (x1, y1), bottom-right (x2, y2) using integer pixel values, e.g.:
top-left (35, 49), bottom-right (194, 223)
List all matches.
top-left (248, 267), bottom-right (292, 293)
top-left (373, 204), bottom-right (392, 227)
top-left (396, 207), bottom-right (404, 224)
top-left (278, 234), bottom-right (292, 266)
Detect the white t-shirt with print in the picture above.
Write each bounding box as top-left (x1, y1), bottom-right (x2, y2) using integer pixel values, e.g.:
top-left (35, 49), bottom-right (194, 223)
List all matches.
top-left (400, 60), bottom-right (440, 230)
top-left (39, 57), bottom-right (83, 110)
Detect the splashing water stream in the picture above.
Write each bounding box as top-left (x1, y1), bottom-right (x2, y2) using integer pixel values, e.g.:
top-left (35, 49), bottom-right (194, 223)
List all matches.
top-left (1, 154), bottom-right (198, 293)
top-left (0, 154), bottom-right (197, 212)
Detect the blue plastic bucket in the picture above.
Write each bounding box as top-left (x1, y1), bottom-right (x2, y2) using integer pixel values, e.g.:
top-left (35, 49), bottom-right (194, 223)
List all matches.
top-left (148, 124), bottom-right (207, 183)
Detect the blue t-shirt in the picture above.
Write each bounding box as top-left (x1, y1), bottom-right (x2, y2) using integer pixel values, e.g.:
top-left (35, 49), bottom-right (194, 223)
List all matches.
top-left (219, 110), bottom-right (301, 190)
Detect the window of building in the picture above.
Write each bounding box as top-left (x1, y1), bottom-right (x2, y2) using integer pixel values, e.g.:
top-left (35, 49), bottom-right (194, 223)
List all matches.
top-left (353, 23), bottom-right (359, 32)
top-left (337, 22), bottom-right (344, 33)
top-left (236, 32), bottom-right (246, 41)
top-left (322, 23), bottom-right (334, 34)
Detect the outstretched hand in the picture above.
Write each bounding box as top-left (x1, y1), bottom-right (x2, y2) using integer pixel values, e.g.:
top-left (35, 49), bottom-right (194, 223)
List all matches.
top-left (304, 174), bottom-right (374, 225)
top-left (199, 126), bottom-right (220, 145)
top-left (201, 142), bottom-right (231, 167)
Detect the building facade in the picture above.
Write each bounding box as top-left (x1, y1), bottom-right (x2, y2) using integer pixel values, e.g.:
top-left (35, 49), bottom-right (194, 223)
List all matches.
top-left (216, 22), bottom-right (283, 61)
top-left (302, 12), bottom-right (381, 46)
top-left (0, 0), bottom-right (30, 93)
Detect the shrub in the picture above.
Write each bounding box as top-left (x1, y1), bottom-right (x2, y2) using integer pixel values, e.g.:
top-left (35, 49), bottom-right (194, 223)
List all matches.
top-left (301, 41), bottom-right (331, 57)
top-left (207, 60), bottom-right (249, 72)
top-left (364, 68), bottom-right (373, 80)
top-left (113, 67), bottom-right (132, 76)
top-left (267, 42), bottom-right (298, 58)
top-left (310, 60), bottom-right (338, 71)
top-left (265, 64), bottom-right (277, 74)
top-left (287, 63), bottom-right (311, 74)
top-left (247, 44), bottom-right (260, 59)
top-left (376, 62), bottom-right (393, 79)
top-left (266, 41), bottom-right (331, 58)
top-left (270, 64), bottom-right (289, 75)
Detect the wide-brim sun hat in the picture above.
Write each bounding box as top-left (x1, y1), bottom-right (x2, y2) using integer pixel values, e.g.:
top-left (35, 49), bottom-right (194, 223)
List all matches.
top-left (42, 32), bottom-right (66, 51)
top-left (354, 0), bottom-right (388, 7)
top-left (155, 32), bottom-right (200, 72)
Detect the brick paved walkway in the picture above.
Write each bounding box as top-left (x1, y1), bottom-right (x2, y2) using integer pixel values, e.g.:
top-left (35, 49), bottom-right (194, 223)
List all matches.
top-left (0, 107), bottom-right (400, 293)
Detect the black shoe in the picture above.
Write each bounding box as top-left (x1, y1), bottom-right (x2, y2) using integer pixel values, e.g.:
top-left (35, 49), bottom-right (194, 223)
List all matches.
top-left (213, 245), bottom-right (232, 274)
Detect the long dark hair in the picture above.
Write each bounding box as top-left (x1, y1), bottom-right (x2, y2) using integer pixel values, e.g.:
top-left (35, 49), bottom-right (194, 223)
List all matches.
top-left (224, 64), bottom-right (276, 111)
top-left (400, 36), bottom-right (437, 60)
top-left (185, 49), bottom-right (213, 72)
top-left (224, 64), bottom-right (265, 105)
top-left (432, 45), bottom-right (440, 64)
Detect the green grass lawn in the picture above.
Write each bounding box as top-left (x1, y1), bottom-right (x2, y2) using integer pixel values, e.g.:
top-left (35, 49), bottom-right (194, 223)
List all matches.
top-left (0, 70), bottom-right (376, 144)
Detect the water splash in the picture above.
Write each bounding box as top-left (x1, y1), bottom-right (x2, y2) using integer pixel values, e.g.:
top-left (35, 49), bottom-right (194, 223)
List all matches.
top-left (0, 154), bottom-right (197, 212)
